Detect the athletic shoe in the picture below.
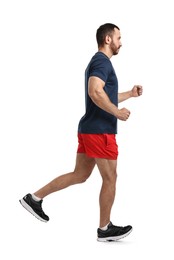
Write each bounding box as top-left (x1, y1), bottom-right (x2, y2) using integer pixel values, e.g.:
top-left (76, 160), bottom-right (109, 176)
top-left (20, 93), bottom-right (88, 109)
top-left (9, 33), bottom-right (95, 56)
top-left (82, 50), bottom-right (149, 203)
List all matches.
top-left (19, 193), bottom-right (49, 222)
top-left (97, 221), bottom-right (133, 242)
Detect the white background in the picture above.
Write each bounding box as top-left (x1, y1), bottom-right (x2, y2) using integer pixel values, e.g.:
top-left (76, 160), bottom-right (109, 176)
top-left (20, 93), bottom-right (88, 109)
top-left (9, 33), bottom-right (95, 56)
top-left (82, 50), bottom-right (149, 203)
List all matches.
top-left (0, 0), bottom-right (174, 259)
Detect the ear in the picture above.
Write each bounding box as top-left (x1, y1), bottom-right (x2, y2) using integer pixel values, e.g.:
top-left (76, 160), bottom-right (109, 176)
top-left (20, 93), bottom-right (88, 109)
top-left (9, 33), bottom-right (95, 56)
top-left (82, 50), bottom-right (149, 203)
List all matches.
top-left (105, 35), bottom-right (111, 45)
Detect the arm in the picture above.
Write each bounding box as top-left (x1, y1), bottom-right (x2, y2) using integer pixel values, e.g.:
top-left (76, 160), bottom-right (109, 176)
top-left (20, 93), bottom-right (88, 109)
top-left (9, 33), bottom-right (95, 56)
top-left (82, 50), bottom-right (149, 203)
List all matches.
top-left (118, 85), bottom-right (143, 103)
top-left (88, 76), bottom-right (130, 121)
top-left (118, 91), bottom-right (132, 103)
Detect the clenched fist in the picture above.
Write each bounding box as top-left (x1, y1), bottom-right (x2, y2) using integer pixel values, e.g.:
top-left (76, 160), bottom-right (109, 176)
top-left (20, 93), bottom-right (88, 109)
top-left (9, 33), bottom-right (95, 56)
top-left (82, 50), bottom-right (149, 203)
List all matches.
top-left (131, 85), bottom-right (143, 97)
top-left (117, 107), bottom-right (131, 121)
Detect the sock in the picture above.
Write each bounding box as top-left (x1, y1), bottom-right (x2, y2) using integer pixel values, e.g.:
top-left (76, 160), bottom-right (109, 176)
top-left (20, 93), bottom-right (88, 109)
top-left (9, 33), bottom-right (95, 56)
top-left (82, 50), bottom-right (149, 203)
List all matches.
top-left (100, 222), bottom-right (110, 231)
top-left (32, 193), bottom-right (41, 201)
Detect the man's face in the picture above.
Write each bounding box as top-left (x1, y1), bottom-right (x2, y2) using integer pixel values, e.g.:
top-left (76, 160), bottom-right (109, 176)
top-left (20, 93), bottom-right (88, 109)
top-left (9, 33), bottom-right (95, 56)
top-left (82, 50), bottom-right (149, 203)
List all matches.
top-left (109, 28), bottom-right (122, 55)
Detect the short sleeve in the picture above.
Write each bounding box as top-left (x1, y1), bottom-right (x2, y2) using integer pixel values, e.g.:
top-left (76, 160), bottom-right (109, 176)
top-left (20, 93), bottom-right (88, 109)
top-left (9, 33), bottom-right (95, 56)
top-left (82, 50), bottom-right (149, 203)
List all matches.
top-left (89, 56), bottom-right (112, 83)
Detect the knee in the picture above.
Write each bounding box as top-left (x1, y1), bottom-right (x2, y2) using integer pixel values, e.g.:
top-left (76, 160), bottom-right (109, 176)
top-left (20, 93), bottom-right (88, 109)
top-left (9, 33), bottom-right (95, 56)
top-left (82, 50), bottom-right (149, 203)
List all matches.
top-left (102, 170), bottom-right (117, 183)
top-left (73, 170), bottom-right (90, 184)
top-left (77, 174), bottom-right (89, 183)
top-left (79, 176), bottom-right (89, 183)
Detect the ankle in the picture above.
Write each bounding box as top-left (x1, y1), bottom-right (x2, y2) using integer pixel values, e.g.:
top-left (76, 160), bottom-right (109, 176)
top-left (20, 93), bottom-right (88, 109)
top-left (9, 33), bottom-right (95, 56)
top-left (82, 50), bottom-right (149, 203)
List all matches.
top-left (99, 222), bottom-right (110, 230)
top-left (32, 193), bottom-right (41, 201)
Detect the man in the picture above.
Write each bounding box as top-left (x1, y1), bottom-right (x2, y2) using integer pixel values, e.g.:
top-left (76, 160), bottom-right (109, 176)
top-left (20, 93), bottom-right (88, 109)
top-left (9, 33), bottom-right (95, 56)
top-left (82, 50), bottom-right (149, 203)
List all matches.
top-left (19, 23), bottom-right (143, 242)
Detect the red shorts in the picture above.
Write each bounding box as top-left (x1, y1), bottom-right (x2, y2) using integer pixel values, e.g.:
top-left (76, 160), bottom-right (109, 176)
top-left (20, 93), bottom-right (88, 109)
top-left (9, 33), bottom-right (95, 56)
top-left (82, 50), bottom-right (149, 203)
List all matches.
top-left (77, 133), bottom-right (118, 160)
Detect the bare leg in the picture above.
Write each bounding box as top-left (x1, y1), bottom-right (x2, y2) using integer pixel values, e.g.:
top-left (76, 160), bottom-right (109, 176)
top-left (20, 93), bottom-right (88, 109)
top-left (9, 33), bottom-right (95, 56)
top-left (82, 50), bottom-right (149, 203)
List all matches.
top-left (95, 158), bottom-right (117, 228)
top-left (34, 153), bottom-right (95, 199)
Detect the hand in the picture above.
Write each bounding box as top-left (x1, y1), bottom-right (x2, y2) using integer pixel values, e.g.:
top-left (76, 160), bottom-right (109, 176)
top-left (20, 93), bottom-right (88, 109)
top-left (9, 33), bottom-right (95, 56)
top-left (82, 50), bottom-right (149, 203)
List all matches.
top-left (131, 85), bottom-right (143, 97)
top-left (117, 108), bottom-right (131, 121)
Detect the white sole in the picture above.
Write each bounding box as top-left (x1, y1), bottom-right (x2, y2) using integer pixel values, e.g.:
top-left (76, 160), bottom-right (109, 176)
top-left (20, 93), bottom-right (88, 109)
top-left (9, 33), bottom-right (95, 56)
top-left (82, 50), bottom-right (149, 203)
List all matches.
top-left (97, 228), bottom-right (133, 242)
top-left (19, 198), bottom-right (48, 223)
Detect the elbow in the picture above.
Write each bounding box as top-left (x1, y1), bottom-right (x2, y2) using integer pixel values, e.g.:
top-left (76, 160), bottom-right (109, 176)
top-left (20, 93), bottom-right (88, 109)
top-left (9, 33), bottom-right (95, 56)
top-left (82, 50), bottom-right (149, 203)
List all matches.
top-left (88, 89), bottom-right (102, 102)
top-left (88, 91), bottom-right (95, 101)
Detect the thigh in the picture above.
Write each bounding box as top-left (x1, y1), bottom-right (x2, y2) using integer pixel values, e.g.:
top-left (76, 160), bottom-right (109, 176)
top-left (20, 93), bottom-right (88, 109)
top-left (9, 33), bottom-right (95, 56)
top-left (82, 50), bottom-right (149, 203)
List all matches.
top-left (74, 153), bottom-right (96, 178)
top-left (95, 158), bottom-right (117, 180)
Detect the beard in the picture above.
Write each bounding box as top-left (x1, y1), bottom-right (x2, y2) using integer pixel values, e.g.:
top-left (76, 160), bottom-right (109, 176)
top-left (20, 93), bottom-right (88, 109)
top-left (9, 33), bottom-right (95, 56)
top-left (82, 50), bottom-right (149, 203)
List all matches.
top-left (110, 41), bottom-right (120, 55)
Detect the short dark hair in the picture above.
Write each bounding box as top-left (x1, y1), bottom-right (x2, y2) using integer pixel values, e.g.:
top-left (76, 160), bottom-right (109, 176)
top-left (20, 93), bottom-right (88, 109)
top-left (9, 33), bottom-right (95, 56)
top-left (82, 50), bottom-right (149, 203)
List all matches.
top-left (96, 23), bottom-right (120, 47)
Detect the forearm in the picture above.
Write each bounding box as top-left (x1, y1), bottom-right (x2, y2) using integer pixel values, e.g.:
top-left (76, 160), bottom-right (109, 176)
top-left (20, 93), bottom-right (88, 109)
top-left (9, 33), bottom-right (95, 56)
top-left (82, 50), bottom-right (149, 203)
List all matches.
top-left (118, 91), bottom-right (132, 103)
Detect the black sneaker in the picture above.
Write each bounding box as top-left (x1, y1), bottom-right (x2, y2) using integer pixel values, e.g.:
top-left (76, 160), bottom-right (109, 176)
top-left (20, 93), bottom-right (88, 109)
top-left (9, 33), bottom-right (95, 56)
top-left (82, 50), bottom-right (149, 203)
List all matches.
top-left (19, 193), bottom-right (49, 222)
top-left (97, 221), bottom-right (133, 242)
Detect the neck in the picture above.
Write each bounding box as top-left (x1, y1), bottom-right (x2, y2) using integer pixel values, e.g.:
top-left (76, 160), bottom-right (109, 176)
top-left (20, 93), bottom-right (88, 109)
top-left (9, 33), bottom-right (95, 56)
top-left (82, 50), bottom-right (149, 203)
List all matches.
top-left (98, 47), bottom-right (112, 59)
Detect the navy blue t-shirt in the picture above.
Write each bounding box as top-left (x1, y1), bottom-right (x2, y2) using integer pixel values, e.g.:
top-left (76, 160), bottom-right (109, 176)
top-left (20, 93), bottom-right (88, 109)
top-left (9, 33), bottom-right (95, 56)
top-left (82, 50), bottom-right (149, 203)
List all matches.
top-left (78, 51), bottom-right (118, 134)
